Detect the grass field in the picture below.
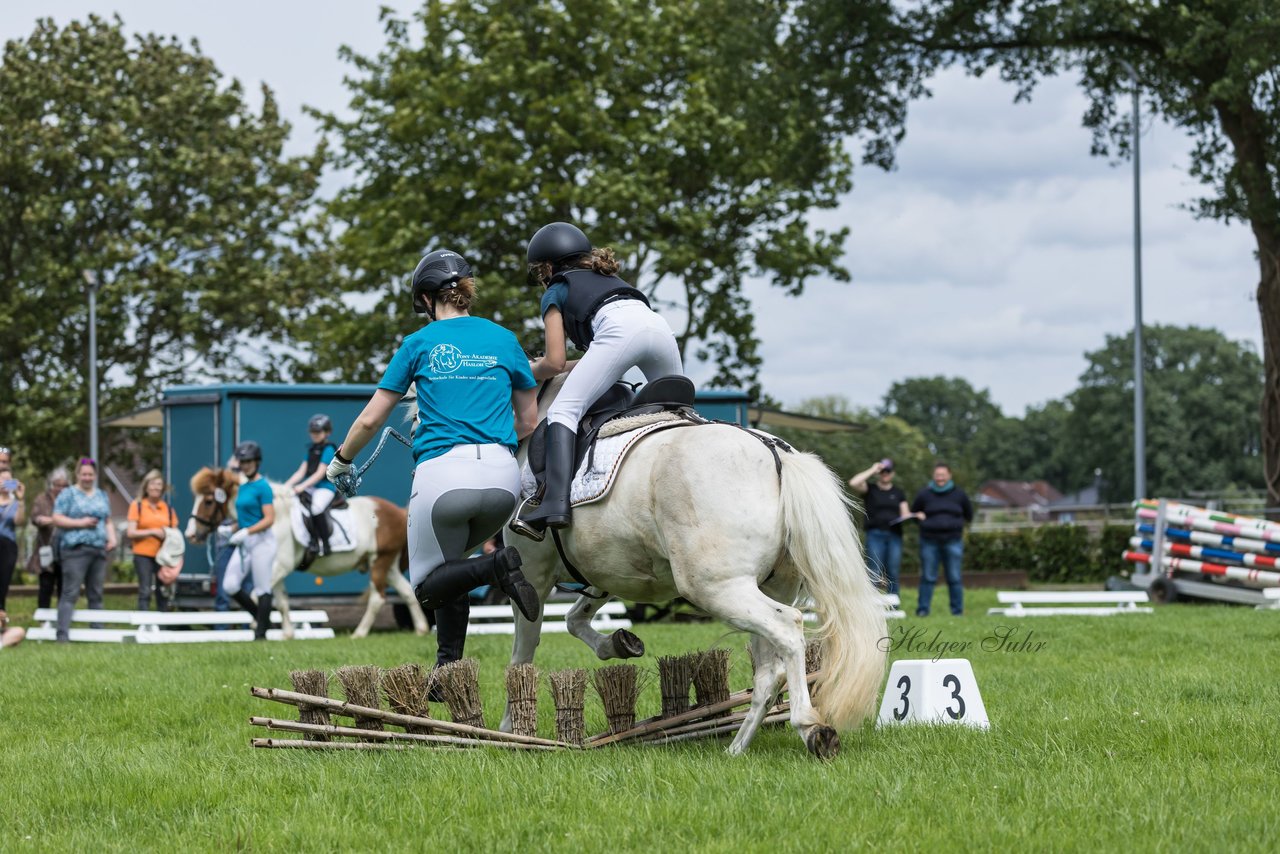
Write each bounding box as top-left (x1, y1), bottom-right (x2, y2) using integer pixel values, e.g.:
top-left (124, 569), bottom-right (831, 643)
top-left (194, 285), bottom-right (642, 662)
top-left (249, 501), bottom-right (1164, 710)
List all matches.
top-left (3, 589), bottom-right (1279, 852)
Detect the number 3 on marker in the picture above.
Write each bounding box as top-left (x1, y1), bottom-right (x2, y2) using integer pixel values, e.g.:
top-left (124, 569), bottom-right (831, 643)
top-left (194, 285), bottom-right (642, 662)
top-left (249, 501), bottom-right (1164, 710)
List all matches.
top-left (893, 674), bottom-right (911, 720)
top-left (943, 674), bottom-right (966, 719)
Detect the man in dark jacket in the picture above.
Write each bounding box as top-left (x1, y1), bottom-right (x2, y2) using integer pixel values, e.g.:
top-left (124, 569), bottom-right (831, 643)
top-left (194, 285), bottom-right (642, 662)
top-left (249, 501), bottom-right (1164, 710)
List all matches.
top-left (910, 462), bottom-right (974, 616)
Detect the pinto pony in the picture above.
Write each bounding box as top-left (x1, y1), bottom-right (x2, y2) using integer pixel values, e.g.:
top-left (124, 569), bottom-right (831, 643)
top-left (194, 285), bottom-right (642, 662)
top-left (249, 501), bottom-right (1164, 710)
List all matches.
top-left (503, 376), bottom-right (888, 757)
top-left (185, 467), bottom-right (426, 638)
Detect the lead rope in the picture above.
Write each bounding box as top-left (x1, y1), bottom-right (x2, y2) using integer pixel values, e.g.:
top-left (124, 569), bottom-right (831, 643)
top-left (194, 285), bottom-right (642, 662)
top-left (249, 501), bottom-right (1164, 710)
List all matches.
top-left (331, 427), bottom-right (414, 498)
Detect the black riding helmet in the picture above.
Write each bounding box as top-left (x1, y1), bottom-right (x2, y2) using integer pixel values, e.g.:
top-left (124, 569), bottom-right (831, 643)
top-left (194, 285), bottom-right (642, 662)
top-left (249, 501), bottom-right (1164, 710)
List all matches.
top-left (527, 222), bottom-right (591, 271)
top-left (411, 249), bottom-right (473, 317)
top-left (234, 441), bottom-right (262, 463)
top-left (308, 413), bottom-right (332, 433)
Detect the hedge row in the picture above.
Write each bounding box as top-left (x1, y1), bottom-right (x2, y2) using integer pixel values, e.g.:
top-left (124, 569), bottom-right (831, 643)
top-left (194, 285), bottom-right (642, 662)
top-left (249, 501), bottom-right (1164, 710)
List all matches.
top-left (881, 524), bottom-right (1132, 584)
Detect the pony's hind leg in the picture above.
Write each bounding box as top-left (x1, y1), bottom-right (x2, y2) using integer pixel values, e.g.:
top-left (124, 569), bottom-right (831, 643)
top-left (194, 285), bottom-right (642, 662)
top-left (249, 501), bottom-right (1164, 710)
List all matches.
top-left (686, 580), bottom-right (837, 758)
top-left (385, 565), bottom-right (429, 636)
top-left (727, 634), bottom-right (787, 756)
top-left (565, 592), bottom-right (644, 660)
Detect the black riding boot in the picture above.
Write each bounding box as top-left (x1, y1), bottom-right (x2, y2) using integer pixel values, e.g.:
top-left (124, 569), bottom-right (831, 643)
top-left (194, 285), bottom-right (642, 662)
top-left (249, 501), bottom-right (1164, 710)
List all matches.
top-left (414, 546), bottom-right (541, 622)
top-left (510, 423), bottom-right (575, 542)
top-left (433, 595), bottom-right (470, 667)
top-left (312, 511), bottom-right (332, 557)
top-left (254, 592), bottom-right (273, 641)
top-left (232, 589), bottom-right (256, 618)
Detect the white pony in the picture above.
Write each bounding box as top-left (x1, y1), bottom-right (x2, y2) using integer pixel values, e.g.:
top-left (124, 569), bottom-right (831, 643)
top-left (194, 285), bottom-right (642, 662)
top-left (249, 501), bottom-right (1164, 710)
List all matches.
top-left (185, 467), bottom-right (428, 639)
top-left (503, 376), bottom-right (888, 757)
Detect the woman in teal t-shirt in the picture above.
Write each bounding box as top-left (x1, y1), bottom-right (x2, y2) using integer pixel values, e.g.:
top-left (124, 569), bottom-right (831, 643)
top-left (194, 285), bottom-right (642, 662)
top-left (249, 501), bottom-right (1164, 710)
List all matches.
top-left (224, 441), bottom-right (277, 640)
top-left (327, 249), bottom-right (541, 668)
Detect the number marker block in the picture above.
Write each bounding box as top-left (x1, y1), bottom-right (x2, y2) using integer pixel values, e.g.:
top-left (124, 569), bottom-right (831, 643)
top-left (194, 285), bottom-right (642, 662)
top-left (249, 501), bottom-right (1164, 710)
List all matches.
top-left (876, 658), bottom-right (989, 730)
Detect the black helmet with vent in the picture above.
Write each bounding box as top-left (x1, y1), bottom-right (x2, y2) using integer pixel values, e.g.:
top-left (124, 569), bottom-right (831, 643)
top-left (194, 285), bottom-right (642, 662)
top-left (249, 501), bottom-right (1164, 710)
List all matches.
top-left (527, 222), bottom-right (591, 269)
top-left (234, 441), bottom-right (262, 462)
top-left (308, 414), bottom-right (332, 433)
top-left (411, 249), bottom-right (473, 316)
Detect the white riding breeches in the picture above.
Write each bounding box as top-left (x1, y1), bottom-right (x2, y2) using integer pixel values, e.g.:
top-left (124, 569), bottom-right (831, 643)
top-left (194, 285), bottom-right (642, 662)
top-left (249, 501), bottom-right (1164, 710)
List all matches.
top-left (310, 488), bottom-right (335, 515)
top-left (407, 444), bottom-right (521, 587)
top-left (548, 299), bottom-right (684, 430)
top-left (223, 530), bottom-right (277, 597)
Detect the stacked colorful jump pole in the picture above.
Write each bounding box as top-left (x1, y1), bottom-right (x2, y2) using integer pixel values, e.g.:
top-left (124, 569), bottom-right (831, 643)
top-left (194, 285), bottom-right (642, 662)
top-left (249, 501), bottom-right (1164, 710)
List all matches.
top-left (1123, 500), bottom-right (1280, 590)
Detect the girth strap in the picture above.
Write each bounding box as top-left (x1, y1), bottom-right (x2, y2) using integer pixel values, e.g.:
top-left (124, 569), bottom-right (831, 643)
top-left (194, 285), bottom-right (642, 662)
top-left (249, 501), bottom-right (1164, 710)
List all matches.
top-left (551, 529), bottom-right (609, 599)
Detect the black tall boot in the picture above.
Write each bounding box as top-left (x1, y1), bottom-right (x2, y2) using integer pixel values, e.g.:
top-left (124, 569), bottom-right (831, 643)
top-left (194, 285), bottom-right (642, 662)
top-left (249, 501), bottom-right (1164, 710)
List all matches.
top-left (232, 589), bottom-right (256, 618)
top-left (510, 423), bottom-right (575, 542)
top-left (254, 592), bottom-right (273, 641)
top-left (313, 511), bottom-right (332, 557)
top-left (414, 546), bottom-right (541, 622)
top-left (433, 595), bottom-right (470, 667)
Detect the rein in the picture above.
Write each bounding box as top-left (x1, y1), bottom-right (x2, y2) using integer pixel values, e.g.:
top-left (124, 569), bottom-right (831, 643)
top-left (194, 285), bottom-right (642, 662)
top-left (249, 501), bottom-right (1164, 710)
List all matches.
top-left (330, 427), bottom-right (413, 498)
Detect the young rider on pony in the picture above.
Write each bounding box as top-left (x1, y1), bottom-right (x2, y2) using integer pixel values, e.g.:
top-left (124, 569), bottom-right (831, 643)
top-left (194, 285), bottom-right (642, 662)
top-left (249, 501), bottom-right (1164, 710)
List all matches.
top-left (510, 222), bottom-right (684, 541)
top-left (327, 249), bottom-right (542, 667)
top-left (283, 414), bottom-right (338, 559)
top-left (224, 441), bottom-right (276, 640)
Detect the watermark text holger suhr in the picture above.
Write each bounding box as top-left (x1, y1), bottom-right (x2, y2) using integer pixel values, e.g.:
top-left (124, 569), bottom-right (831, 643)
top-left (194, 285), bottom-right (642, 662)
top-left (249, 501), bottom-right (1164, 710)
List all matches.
top-left (878, 624), bottom-right (1048, 662)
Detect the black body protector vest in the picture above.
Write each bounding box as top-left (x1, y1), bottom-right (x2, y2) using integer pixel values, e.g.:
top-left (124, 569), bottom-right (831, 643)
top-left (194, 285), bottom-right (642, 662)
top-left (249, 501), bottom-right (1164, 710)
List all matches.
top-left (555, 269), bottom-right (650, 350)
top-left (305, 442), bottom-right (337, 479)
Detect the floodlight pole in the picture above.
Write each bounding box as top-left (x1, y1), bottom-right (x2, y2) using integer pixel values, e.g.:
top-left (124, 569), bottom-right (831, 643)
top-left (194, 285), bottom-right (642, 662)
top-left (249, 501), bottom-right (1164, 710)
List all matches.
top-left (1127, 64), bottom-right (1147, 503)
top-left (83, 269), bottom-right (100, 464)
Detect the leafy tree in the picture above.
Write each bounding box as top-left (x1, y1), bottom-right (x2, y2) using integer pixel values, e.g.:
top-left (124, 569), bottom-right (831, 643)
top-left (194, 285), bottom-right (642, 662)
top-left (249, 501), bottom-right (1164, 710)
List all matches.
top-left (302, 0), bottom-right (913, 394)
top-left (879, 375), bottom-right (1005, 479)
top-left (0, 17), bottom-right (323, 475)
top-left (1064, 325), bottom-right (1263, 501)
top-left (767, 395), bottom-right (936, 513)
top-left (864, 0), bottom-right (1280, 503)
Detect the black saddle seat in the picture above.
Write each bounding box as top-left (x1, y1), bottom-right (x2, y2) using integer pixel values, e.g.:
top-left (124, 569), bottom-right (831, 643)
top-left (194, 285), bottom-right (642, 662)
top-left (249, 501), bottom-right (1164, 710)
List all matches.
top-left (629, 375), bottom-right (695, 410)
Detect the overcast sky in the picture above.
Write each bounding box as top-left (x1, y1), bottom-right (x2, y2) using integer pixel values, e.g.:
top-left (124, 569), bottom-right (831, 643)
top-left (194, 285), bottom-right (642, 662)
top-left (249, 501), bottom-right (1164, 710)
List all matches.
top-left (4, 2), bottom-right (1262, 415)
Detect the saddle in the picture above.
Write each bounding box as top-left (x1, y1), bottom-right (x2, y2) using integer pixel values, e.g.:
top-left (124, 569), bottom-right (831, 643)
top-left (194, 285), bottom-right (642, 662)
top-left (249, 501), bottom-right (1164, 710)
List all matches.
top-left (295, 488), bottom-right (349, 572)
top-left (526, 375), bottom-right (697, 493)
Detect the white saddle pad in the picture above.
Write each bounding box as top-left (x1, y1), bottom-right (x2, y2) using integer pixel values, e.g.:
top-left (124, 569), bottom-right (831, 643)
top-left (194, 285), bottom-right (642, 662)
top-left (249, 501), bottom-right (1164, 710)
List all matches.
top-left (521, 418), bottom-right (692, 507)
top-left (290, 501), bottom-right (358, 553)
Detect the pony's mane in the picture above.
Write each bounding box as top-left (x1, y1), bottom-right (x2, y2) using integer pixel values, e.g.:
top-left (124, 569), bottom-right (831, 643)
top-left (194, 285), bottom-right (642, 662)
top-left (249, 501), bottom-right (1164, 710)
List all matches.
top-left (189, 466), bottom-right (227, 495)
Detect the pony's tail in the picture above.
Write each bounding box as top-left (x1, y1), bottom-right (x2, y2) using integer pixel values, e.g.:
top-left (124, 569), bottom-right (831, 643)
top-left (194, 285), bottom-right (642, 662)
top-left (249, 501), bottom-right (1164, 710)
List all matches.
top-left (778, 450), bottom-right (887, 731)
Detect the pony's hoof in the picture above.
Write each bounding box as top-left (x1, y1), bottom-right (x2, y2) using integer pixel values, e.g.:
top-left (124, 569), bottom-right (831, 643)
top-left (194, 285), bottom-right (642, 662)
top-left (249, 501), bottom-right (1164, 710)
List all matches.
top-left (611, 629), bottom-right (645, 659)
top-left (804, 725), bottom-right (840, 760)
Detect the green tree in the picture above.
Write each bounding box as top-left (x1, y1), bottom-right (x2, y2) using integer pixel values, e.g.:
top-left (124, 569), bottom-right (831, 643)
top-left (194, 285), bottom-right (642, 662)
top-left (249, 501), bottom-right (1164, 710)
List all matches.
top-left (769, 395), bottom-right (935, 502)
top-left (0, 17), bottom-right (324, 475)
top-left (879, 376), bottom-right (1005, 480)
top-left (1064, 325), bottom-right (1263, 501)
top-left (863, 0), bottom-right (1280, 503)
top-left (302, 0), bottom-right (912, 394)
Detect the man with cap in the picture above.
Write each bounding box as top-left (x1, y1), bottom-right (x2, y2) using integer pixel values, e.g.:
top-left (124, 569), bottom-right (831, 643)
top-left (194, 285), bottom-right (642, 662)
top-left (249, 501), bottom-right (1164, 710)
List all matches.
top-left (849, 458), bottom-right (911, 594)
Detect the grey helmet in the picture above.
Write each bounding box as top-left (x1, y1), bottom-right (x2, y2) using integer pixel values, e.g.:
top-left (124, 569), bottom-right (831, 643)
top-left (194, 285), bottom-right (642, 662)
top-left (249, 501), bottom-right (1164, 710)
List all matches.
top-left (233, 440), bottom-right (262, 462)
top-left (411, 249), bottom-right (473, 316)
top-left (308, 413), bottom-right (332, 433)
top-left (527, 222), bottom-right (591, 270)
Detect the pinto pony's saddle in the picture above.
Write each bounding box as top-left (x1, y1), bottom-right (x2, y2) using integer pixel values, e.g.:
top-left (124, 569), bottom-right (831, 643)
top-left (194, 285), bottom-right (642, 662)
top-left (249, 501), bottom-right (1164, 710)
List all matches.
top-left (525, 375), bottom-right (697, 499)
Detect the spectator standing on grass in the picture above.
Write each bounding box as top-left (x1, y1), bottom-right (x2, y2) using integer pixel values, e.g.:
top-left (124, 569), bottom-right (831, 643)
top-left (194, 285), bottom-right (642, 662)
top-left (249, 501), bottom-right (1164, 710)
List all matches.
top-left (28, 467), bottom-right (70, 609)
top-left (849, 458), bottom-right (911, 595)
top-left (127, 470), bottom-right (178, 612)
top-left (910, 462), bottom-right (974, 617)
top-left (0, 466), bottom-right (26, 612)
top-left (52, 458), bottom-right (116, 642)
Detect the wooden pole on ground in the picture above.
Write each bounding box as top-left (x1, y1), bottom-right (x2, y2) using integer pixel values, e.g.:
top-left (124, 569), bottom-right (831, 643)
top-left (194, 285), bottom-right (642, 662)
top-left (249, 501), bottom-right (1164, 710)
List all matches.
top-left (249, 717), bottom-right (564, 751)
top-left (250, 687), bottom-right (576, 749)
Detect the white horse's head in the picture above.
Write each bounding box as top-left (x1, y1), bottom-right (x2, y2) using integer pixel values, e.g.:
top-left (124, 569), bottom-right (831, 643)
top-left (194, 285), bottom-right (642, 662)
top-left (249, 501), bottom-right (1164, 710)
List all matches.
top-left (185, 466), bottom-right (240, 543)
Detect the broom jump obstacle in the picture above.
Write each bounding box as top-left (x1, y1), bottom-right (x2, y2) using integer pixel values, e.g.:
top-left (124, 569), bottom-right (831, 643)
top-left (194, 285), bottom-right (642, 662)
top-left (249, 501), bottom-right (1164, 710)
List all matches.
top-left (250, 647), bottom-right (824, 753)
